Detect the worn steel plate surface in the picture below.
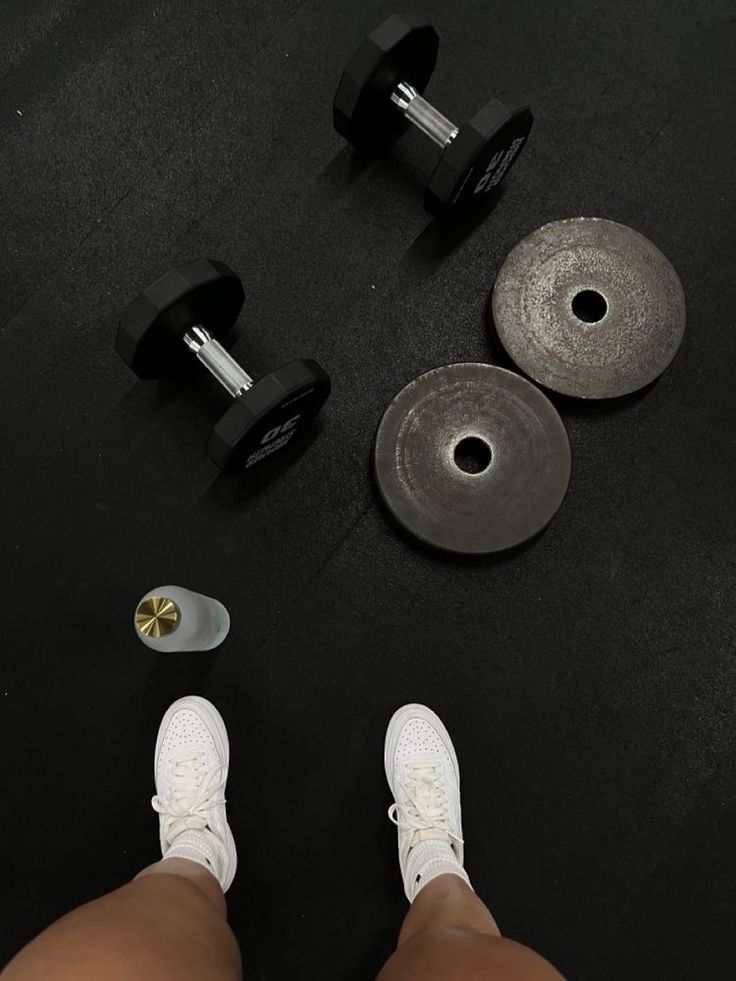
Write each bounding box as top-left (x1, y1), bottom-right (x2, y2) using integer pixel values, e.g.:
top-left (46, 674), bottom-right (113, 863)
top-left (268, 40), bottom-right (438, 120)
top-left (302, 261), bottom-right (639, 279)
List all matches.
top-left (492, 218), bottom-right (686, 398)
top-left (374, 363), bottom-right (571, 554)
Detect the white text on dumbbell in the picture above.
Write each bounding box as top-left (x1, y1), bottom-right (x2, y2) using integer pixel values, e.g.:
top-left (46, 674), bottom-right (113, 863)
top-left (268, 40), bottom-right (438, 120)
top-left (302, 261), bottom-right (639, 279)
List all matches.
top-left (474, 137), bottom-right (526, 195)
top-left (245, 416), bottom-right (301, 468)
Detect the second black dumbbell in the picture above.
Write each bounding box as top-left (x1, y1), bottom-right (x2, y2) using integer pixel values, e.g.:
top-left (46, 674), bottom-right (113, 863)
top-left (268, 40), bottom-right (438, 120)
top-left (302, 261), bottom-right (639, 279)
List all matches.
top-left (334, 13), bottom-right (533, 220)
top-left (116, 259), bottom-right (331, 473)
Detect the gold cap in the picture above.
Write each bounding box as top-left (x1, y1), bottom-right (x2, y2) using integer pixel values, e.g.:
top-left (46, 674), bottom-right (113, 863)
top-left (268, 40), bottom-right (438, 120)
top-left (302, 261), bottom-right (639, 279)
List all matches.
top-left (135, 596), bottom-right (180, 638)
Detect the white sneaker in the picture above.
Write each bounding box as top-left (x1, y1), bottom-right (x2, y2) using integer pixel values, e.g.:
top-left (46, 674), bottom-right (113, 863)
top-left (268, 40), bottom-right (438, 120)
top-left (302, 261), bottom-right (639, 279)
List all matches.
top-left (384, 703), bottom-right (470, 902)
top-left (151, 696), bottom-right (237, 892)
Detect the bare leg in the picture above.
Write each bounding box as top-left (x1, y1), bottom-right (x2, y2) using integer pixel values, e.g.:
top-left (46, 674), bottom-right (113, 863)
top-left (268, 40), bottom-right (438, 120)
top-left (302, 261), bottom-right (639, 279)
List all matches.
top-left (3, 858), bottom-right (241, 981)
top-left (379, 875), bottom-right (562, 981)
top-left (381, 703), bottom-right (564, 981)
top-left (378, 874), bottom-right (563, 981)
top-left (5, 697), bottom-right (240, 980)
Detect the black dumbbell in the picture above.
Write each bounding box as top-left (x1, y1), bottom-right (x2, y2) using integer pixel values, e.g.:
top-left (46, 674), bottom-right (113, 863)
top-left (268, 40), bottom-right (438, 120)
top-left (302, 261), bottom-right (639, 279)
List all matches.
top-left (333, 13), bottom-right (533, 220)
top-left (116, 259), bottom-right (331, 473)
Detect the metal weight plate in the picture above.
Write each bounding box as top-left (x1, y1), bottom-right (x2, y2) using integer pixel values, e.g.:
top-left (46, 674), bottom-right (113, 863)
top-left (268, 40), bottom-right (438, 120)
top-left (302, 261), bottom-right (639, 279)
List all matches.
top-left (374, 363), bottom-right (571, 554)
top-left (491, 218), bottom-right (686, 399)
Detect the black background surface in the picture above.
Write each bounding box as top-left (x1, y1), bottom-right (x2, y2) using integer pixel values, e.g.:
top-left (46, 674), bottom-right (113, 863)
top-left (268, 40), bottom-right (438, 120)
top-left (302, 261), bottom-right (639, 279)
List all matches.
top-left (1, 1), bottom-right (735, 978)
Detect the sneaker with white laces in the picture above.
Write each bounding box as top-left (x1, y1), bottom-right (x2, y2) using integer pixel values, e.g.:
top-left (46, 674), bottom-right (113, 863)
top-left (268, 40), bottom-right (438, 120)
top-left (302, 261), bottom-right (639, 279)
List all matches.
top-left (151, 696), bottom-right (237, 892)
top-left (384, 703), bottom-right (471, 903)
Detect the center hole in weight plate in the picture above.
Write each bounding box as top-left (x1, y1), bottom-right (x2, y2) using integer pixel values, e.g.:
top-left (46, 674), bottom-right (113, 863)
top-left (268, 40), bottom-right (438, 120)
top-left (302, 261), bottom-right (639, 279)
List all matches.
top-left (571, 289), bottom-right (608, 323)
top-left (453, 436), bottom-right (492, 475)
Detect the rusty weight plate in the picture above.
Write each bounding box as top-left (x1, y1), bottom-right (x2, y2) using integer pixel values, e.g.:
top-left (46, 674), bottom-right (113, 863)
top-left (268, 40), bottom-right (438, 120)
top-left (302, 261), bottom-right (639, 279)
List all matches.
top-left (491, 218), bottom-right (686, 398)
top-left (373, 363), bottom-right (571, 554)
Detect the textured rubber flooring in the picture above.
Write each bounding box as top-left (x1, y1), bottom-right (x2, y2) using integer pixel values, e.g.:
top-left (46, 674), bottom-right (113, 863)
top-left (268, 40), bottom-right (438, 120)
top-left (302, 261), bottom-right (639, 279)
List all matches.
top-left (1, 2), bottom-right (735, 978)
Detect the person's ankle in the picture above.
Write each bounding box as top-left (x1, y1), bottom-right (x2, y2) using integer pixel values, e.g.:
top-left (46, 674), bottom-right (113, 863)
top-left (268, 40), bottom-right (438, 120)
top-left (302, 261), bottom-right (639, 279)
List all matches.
top-left (399, 878), bottom-right (502, 945)
top-left (135, 857), bottom-right (226, 910)
top-left (414, 872), bottom-right (475, 901)
top-left (405, 839), bottom-right (471, 901)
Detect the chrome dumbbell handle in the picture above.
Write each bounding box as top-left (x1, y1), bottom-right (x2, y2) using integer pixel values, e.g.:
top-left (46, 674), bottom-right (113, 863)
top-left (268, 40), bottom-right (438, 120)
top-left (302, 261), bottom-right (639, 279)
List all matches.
top-left (390, 81), bottom-right (459, 148)
top-left (183, 326), bottom-right (253, 398)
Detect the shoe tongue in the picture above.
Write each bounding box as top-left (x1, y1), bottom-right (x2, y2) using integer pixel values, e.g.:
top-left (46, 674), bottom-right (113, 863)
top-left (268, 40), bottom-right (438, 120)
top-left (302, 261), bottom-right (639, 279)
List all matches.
top-left (409, 755), bottom-right (439, 773)
top-left (171, 751), bottom-right (206, 799)
top-left (409, 763), bottom-right (442, 812)
top-left (414, 828), bottom-right (451, 844)
top-left (173, 745), bottom-right (205, 763)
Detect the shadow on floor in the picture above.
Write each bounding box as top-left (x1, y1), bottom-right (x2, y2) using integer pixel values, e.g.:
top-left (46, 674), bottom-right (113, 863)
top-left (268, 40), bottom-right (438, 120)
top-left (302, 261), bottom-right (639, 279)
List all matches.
top-left (319, 144), bottom-right (506, 280)
top-left (205, 416), bottom-right (327, 508)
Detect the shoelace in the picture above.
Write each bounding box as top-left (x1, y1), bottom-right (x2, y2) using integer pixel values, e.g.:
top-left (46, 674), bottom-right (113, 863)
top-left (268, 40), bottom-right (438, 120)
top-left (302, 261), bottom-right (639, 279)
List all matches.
top-left (152, 749), bottom-right (227, 846)
top-left (388, 760), bottom-right (463, 849)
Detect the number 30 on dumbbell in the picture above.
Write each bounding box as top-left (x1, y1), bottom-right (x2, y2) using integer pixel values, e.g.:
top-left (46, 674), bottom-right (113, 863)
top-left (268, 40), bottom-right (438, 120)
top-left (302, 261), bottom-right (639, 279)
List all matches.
top-left (116, 259), bottom-right (331, 473)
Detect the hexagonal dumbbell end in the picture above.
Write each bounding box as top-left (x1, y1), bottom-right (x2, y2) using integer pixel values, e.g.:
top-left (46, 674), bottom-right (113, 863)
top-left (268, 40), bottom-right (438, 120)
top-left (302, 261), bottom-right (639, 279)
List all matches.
top-left (116, 259), bottom-right (245, 379)
top-left (208, 359), bottom-right (331, 473)
top-left (333, 13), bottom-right (439, 153)
top-left (425, 93), bottom-right (533, 218)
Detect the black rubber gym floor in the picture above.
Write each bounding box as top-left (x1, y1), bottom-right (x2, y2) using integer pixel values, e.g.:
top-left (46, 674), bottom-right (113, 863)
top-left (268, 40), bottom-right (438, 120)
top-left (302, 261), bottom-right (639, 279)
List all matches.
top-left (1, 1), bottom-right (735, 978)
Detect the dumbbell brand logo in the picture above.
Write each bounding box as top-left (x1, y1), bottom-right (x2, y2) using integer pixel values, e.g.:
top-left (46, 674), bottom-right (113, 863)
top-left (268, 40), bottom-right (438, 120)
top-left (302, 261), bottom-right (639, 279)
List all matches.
top-left (244, 415), bottom-right (301, 469)
top-left (473, 137), bottom-right (526, 195)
